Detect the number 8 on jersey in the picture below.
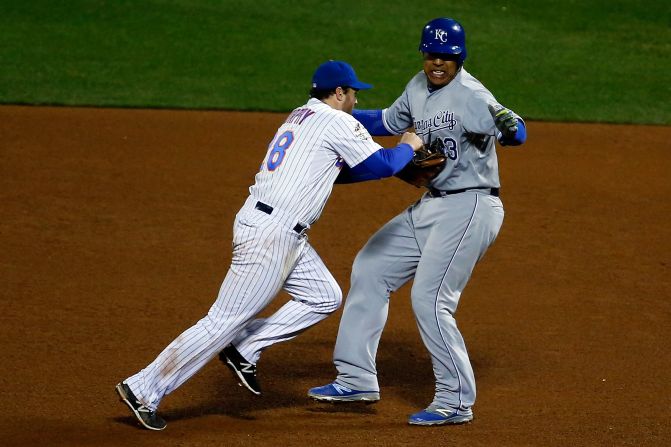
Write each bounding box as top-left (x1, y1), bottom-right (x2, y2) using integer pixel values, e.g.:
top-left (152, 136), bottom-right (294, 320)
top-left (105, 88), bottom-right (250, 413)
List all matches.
top-left (267, 131), bottom-right (295, 171)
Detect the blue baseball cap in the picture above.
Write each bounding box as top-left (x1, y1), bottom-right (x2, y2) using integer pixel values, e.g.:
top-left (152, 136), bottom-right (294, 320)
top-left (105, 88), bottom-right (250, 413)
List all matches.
top-left (311, 60), bottom-right (372, 90)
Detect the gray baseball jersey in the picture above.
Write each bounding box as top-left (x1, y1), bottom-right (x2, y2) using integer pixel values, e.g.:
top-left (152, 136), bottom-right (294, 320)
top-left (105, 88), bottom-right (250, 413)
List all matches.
top-left (383, 68), bottom-right (521, 191)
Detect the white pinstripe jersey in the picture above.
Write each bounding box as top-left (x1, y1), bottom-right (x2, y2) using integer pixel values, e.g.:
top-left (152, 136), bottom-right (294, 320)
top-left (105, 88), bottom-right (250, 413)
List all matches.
top-left (250, 98), bottom-right (382, 225)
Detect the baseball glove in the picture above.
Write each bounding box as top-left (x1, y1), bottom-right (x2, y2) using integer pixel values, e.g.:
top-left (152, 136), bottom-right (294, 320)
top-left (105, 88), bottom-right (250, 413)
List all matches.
top-left (395, 141), bottom-right (447, 188)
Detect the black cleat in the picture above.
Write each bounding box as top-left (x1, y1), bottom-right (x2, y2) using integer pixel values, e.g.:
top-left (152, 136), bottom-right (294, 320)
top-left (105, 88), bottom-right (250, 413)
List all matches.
top-left (115, 381), bottom-right (167, 431)
top-left (219, 344), bottom-right (261, 395)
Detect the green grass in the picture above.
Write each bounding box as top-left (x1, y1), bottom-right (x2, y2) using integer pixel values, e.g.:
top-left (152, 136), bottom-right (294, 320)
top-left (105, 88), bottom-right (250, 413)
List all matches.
top-left (1, 0), bottom-right (669, 123)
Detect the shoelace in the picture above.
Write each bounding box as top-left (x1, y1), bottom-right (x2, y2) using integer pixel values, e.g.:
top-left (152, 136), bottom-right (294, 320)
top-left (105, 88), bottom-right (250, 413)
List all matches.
top-left (135, 400), bottom-right (154, 415)
top-left (138, 405), bottom-right (153, 414)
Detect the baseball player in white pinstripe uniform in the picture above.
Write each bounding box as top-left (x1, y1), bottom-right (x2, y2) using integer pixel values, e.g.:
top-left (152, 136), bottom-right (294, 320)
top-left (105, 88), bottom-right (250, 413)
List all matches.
top-left (115, 60), bottom-right (424, 431)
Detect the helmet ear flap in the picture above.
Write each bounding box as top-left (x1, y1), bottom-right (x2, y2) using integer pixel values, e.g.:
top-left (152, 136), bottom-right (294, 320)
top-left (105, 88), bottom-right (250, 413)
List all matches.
top-left (419, 18), bottom-right (467, 65)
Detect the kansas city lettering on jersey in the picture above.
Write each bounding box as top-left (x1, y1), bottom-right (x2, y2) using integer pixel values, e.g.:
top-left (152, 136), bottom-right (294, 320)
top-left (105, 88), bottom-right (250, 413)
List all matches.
top-left (414, 110), bottom-right (457, 133)
top-left (285, 108), bottom-right (316, 125)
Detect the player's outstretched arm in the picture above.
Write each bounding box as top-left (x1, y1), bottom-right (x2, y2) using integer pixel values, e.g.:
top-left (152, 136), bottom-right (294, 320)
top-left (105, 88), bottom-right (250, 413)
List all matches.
top-left (335, 132), bottom-right (423, 184)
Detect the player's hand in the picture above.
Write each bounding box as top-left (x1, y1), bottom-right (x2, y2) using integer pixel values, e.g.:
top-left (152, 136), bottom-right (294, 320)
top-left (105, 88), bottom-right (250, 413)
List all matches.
top-left (488, 104), bottom-right (518, 139)
top-left (400, 132), bottom-right (424, 151)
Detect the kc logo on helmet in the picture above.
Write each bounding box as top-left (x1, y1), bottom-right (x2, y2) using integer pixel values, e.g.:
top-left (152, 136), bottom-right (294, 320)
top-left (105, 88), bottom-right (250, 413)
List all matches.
top-left (434, 29), bottom-right (448, 42)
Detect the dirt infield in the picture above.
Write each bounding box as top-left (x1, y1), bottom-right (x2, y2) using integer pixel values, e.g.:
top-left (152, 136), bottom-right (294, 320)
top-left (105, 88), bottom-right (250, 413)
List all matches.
top-left (1, 105), bottom-right (669, 446)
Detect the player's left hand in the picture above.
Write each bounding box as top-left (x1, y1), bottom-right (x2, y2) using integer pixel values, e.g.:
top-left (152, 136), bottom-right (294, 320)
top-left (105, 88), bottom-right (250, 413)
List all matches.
top-left (488, 104), bottom-right (518, 138)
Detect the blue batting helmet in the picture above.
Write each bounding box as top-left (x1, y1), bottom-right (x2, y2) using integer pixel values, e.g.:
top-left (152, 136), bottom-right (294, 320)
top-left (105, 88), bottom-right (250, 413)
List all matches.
top-left (418, 18), bottom-right (467, 64)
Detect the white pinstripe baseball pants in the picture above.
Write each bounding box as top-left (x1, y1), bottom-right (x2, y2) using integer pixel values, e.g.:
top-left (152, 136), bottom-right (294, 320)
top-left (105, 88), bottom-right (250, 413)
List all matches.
top-left (126, 198), bottom-right (342, 410)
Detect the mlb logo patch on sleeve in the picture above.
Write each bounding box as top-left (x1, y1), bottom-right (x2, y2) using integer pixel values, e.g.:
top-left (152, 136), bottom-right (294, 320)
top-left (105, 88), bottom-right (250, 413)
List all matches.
top-left (353, 122), bottom-right (370, 140)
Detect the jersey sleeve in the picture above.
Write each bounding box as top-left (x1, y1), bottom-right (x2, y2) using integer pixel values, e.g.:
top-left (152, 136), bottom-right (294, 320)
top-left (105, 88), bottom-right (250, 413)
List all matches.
top-left (324, 113), bottom-right (383, 167)
top-left (464, 91), bottom-right (498, 135)
top-left (382, 89), bottom-right (413, 134)
top-left (464, 91), bottom-right (523, 136)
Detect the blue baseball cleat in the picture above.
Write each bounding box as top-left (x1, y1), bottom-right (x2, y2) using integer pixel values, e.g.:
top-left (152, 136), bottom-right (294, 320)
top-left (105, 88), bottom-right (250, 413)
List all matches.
top-left (308, 382), bottom-right (380, 402)
top-left (408, 405), bottom-right (473, 426)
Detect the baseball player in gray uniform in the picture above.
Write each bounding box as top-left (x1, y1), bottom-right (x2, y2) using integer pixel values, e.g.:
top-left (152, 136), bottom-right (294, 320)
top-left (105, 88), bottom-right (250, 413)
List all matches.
top-left (115, 60), bottom-right (424, 431)
top-left (308, 18), bottom-right (527, 426)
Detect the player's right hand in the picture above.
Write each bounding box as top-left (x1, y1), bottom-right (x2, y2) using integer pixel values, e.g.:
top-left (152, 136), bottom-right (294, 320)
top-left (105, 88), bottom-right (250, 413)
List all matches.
top-left (400, 132), bottom-right (424, 152)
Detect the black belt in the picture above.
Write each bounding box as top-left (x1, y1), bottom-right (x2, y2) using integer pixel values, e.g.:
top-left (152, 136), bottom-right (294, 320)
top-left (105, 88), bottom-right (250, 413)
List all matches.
top-left (428, 187), bottom-right (499, 198)
top-left (255, 201), bottom-right (307, 234)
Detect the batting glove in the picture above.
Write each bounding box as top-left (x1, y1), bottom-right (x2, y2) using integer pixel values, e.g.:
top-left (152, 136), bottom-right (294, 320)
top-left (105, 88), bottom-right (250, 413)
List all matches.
top-left (488, 104), bottom-right (518, 139)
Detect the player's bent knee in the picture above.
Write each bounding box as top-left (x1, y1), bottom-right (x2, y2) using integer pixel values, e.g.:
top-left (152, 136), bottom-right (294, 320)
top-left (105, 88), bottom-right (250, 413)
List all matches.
top-left (411, 289), bottom-right (458, 318)
top-left (323, 281), bottom-right (343, 313)
top-left (410, 293), bottom-right (430, 316)
top-left (350, 251), bottom-right (386, 290)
